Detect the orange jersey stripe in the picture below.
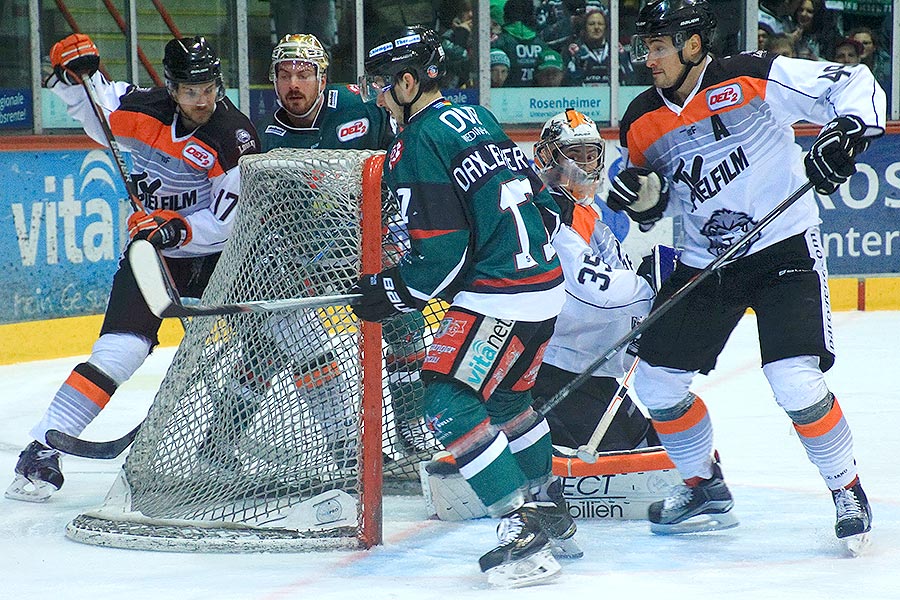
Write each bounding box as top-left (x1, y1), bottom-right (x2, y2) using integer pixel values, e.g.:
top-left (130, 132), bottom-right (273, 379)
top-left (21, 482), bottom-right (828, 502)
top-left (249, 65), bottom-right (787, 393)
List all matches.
top-left (109, 110), bottom-right (226, 178)
top-left (570, 204), bottom-right (599, 244)
top-left (793, 400), bottom-right (845, 438)
top-left (627, 75), bottom-right (768, 167)
top-left (652, 396), bottom-right (709, 435)
top-left (64, 370), bottom-right (112, 408)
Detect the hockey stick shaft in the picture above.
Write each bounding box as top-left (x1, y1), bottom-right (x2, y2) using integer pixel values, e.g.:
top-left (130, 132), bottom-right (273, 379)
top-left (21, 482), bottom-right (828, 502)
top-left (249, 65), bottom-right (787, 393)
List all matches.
top-left (129, 238), bottom-right (360, 317)
top-left (538, 179), bottom-right (815, 416)
top-left (575, 356), bottom-right (640, 463)
top-left (45, 423), bottom-right (141, 459)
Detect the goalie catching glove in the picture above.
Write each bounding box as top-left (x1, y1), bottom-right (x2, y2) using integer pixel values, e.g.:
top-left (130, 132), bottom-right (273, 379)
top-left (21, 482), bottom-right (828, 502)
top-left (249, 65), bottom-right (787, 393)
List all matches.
top-left (607, 167), bottom-right (669, 228)
top-left (804, 115), bottom-right (869, 195)
top-left (47, 33), bottom-right (100, 86)
top-left (350, 267), bottom-right (418, 322)
top-left (127, 209), bottom-right (191, 249)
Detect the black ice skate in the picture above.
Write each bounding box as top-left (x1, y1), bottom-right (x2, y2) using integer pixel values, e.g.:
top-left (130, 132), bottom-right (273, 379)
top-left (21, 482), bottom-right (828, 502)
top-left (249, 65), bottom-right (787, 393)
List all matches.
top-left (532, 478), bottom-right (583, 559)
top-left (479, 503), bottom-right (561, 588)
top-left (648, 460), bottom-right (738, 534)
top-left (833, 479), bottom-right (872, 556)
top-left (5, 441), bottom-right (64, 502)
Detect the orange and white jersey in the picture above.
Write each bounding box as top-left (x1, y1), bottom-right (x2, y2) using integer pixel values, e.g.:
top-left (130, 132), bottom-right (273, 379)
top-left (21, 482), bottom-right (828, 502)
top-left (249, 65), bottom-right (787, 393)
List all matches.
top-left (50, 72), bottom-right (260, 258)
top-left (620, 52), bottom-right (886, 269)
top-left (544, 197), bottom-right (654, 378)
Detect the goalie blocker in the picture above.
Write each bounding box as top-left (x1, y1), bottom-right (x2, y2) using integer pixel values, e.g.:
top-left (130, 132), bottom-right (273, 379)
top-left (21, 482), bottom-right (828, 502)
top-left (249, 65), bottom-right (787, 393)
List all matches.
top-left (421, 448), bottom-right (681, 522)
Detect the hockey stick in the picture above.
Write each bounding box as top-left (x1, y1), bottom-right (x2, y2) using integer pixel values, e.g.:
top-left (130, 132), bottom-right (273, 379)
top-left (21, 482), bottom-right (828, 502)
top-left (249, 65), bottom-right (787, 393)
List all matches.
top-left (575, 356), bottom-right (640, 463)
top-left (45, 423), bottom-right (141, 459)
top-left (538, 178), bottom-right (816, 417)
top-left (128, 239), bottom-right (361, 317)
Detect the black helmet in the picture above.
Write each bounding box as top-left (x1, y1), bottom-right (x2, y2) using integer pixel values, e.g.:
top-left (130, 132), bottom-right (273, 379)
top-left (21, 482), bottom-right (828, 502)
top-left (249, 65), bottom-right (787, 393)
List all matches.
top-left (163, 36), bottom-right (225, 99)
top-left (360, 26), bottom-right (445, 102)
top-left (632, 0), bottom-right (716, 62)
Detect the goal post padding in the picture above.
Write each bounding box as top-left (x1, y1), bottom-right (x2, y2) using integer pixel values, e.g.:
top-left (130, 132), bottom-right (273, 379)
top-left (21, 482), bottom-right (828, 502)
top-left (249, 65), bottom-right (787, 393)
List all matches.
top-left (64, 149), bottom-right (433, 552)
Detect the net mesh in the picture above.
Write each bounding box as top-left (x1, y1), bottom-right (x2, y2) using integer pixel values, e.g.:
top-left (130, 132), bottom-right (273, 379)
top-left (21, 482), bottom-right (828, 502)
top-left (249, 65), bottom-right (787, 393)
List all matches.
top-left (66, 149), bottom-right (445, 551)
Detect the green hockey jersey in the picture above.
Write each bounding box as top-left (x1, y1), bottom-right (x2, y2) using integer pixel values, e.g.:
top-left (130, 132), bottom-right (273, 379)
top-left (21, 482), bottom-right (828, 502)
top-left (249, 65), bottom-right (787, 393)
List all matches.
top-left (385, 98), bottom-right (565, 321)
top-left (257, 85), bottom-right (395, 151)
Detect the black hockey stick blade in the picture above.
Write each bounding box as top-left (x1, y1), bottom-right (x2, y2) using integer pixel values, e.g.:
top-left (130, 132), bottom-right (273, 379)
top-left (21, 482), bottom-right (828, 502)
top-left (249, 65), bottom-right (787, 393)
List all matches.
top-left (129, 239), bottom-right (361, 318)
top-left (45, 423), bottom-right (142, 459)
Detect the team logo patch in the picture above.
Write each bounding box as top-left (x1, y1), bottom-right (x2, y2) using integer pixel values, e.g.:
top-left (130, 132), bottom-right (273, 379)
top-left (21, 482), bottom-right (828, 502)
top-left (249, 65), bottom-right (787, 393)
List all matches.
top-left (182, 143), bottom-right (214, 169)
top-left (337, 118), bottom-right (369, 142)
top-left (388, 139), bottom-right (403, 169)
top-left (426, 65), bottom-right (439, 79)
top-left (236, 128), bottom-right (252, 144)
top-left (706, 83), bottom-right (743, 111)
top-left (327, 89), bottom-right (338, 109)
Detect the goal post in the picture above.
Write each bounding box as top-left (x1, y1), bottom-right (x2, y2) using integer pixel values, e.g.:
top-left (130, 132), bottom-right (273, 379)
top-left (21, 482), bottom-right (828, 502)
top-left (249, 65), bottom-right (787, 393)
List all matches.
top-left (64, 149), bottom-right (442, 552)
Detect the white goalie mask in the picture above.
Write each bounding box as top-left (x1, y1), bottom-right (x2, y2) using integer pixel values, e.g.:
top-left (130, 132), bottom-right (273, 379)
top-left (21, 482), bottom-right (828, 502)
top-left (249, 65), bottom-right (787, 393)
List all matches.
top-left (534, 109), bottom-right (605, 204)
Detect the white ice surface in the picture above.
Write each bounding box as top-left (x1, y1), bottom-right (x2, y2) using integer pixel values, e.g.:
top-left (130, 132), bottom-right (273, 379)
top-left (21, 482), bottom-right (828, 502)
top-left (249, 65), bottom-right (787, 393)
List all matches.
top-left (1, 311), bottom-right (898, 599)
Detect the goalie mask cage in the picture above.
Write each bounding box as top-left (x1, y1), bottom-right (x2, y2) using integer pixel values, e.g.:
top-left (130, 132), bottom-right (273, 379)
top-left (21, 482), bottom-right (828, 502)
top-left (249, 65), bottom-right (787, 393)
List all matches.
top-left (65, 149), bottom-right (446, 552)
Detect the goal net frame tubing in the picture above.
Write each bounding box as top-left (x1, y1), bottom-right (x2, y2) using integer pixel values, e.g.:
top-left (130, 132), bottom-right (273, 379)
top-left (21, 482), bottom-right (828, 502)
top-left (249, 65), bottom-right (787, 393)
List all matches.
top-left (360, 154), bottom-right (385, 548)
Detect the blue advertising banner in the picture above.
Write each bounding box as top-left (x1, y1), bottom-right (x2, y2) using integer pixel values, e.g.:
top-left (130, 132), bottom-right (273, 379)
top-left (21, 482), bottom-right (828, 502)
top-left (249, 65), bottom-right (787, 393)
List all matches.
top-left (0, 149), bottom-right (131, 324)
top-left (0, 88), bottom-right (32, 130)
top-left (799, 133), bottom-right (900, 276)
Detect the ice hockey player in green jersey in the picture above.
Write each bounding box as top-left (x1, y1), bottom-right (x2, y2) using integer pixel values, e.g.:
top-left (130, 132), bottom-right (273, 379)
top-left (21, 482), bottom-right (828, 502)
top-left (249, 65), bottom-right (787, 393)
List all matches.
top-left (353, 25), bottom-right (578, 588)
top-left (257, 33), bottom-right (395, 151)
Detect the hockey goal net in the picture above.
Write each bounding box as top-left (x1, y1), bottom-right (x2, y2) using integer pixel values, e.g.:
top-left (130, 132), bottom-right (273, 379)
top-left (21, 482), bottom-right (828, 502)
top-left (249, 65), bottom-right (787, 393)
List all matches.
top-left (65, 149), bottom-right (446, 551)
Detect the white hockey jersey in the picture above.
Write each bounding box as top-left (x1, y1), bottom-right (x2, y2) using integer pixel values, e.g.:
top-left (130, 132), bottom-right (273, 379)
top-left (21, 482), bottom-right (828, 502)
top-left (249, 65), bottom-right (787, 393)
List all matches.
top-left (542, 195), bottom-right (654, 378)
top-left (50, 73), bottom-right (260, 258)
top-left (619, 52), bottom-right (886, 269)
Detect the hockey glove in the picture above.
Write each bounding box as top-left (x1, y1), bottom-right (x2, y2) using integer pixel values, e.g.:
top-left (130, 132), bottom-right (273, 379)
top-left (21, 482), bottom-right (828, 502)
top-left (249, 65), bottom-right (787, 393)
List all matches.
top-left (607, 167), bottom-right (669, 226)
top-left (48, 33), bottom-right (100, 86)
top-left (637, 244), bottom-right (681, 294)
top-left (804, 115), bottom-right (869, 195)
top-left (350, 267), bottom-right (418, 323)
top-left (127, 209), bottom-right (192, 249)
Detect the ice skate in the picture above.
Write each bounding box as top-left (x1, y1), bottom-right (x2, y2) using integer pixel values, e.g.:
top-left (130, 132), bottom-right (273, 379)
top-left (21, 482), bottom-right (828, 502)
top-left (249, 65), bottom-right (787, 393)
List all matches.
top-left (649, 460), bottom-right (738, 534)
top-left (479, 503), bottom-right (562, 588)
top-left (532, 478), bottom-right (582, 559)
top-left (6, 441), bottom-right (64, 502)
top-left (833, 479), bottom-right (872, 556)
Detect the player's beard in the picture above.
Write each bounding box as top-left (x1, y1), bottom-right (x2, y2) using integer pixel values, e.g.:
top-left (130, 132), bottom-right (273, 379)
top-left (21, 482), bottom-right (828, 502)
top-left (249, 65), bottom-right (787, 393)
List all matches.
top-left (281, 92), bottom-right (317, 119)
top-left (179, 103), bottom-right (216, 129)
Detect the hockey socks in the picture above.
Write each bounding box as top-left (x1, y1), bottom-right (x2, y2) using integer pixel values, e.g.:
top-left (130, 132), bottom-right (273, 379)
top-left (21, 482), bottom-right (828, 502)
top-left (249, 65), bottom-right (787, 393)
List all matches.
top-left (30, 362), bottom-right (116, 444)
top-left (791, 394), bottom-right (857, 490)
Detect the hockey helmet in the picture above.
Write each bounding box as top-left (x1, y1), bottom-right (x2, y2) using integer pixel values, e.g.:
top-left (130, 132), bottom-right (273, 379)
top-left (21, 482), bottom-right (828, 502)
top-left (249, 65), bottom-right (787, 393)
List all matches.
top-left (269, 34), bottom-right (330, 82)
top-left (360, 25), bottom-right (446, 103)
top-left (534, 108), bottom-right (605, 204)
top-left (631, 0), bottom-right (717, 63)
top-left (163, 36), bottom-right (225, 101)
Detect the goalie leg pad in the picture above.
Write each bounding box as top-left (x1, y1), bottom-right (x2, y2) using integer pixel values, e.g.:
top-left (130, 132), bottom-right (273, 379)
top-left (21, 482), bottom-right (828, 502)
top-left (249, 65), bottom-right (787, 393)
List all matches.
top-left (419, 453), bottom-right (488, 521)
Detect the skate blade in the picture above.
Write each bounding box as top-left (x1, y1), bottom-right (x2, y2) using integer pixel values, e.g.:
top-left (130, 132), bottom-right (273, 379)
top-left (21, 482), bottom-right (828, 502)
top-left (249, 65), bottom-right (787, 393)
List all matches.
top-left (650, 510), bottom-right (739, 535)
top-left (843, 532), bottom-right (871, 557)
top-left (5, 475), bottom-right (58, 503)
top-left (549, 536), bottom-right (584, 560)
top-left (485, 547), bottom-right (562, 589)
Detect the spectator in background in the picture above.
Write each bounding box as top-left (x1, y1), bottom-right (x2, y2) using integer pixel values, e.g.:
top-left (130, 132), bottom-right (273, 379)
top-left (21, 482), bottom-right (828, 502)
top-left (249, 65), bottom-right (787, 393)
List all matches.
top-left (490, 48), bottom-right (510, 87)
top-left (534, 48), bottom-right (565, 87)
top-left (439, 0), bottom-right (476, 88)
top-left (793, 0), bottom-right (838, 61)
top-left (765, 33), bottom-right (795, 58)
top-left (758, 23), bottom-right (774, 51)
top-left (563, 6), bottom-right (610, 85)
top-left (833, 37), bottom-right (862, 66)
top-left (269, 0), bottom-right (337, 51)
top-left (537, 0), bottom-right (586, 53)
top-left (492, 0), bottom-right (550, 87)
top-left (849, 27), bottom-right (890, 93)
top-left (759, 0), bottom-right (802, 36)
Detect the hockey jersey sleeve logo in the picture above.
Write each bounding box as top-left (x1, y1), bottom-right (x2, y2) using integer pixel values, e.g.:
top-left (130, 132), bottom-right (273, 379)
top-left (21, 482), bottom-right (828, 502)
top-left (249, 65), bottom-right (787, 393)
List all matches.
top-left (337, 118), bottom-right (370, 142)
top-left (182, 143), bottom-right (215, 169)
top-left (706, 83), bottom-right (743, 111)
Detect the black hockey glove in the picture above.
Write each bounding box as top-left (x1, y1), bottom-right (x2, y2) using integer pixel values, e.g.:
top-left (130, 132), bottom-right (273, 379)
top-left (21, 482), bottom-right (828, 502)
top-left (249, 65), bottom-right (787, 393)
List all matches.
top-left (637, 244), bottom-right (680, 294)
top-left (127, 209), bottom-right (192, 249)
top-left (804, 115), bottom-right (869, 195)
top-left (350, 267), bottom-right (418, 323)
top-left (607, 167), bottom-right (669, 226)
